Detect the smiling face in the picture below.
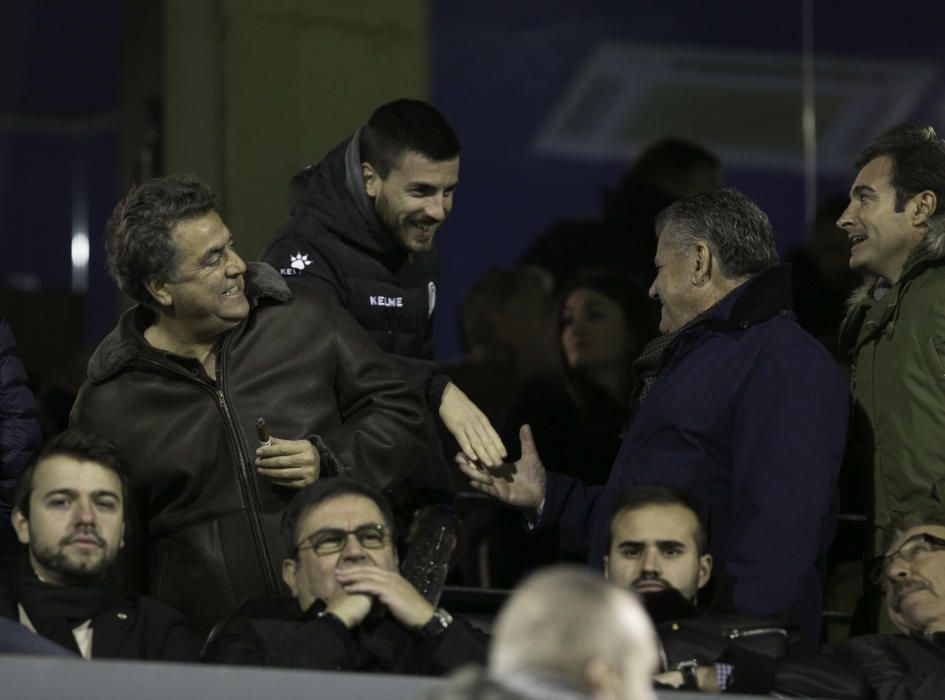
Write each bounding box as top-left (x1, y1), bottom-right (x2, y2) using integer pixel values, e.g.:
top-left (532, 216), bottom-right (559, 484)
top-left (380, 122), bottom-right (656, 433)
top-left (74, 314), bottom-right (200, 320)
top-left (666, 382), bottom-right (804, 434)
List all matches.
top-left (883, 524), bottom-right (945, 635)
top-left (363, 152), bottom-right (459, 253)
top-left (13, 456), bottom-right (125, 585)
top-left (837, 155), bottom-right (925, 285)
top-left (150, 211), bottom-right (249, 337)
top-left (648, 234), bottom-right (705, 335)
top-left (604, 504), bottom-right (711, 603)
top-left (560, 287), bottom-right (634, 372)
top-left (282, 494), bottom-right (397, 613)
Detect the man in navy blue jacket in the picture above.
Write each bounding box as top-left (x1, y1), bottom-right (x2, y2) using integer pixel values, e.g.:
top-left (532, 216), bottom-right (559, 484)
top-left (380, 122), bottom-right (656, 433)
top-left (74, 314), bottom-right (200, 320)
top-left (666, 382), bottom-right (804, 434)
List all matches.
top-left (460, 188), bottom-right (847, 641)
top-left (0, 318), bottom-right (41, 569)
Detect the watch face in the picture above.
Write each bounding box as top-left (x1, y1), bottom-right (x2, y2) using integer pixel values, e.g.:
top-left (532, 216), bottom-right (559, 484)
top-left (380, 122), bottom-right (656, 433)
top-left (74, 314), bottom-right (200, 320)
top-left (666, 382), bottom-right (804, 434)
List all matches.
top-left (437, 609), bottom-right (453, 627)
top-left (422, 608), bottom-right (452, 636)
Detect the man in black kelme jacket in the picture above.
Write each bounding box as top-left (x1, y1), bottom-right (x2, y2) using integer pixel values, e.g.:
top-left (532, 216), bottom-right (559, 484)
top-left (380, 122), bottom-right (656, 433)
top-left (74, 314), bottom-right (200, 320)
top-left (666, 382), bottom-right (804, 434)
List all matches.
top-left (261, 99), bottom-right (506, 471)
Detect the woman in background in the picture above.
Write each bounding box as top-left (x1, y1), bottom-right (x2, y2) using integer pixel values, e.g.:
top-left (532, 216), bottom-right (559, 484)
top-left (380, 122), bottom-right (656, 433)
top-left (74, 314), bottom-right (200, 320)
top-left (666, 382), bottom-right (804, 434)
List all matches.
top-left (478, 271), bottom-right (657, 588)
top-left (503, 270), bottom-right (657, 484)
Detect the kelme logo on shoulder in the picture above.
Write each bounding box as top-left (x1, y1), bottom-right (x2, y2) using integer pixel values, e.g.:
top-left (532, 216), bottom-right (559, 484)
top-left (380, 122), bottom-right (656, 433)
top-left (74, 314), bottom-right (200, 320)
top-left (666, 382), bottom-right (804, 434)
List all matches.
top-left (280, 252), bottom-right (312, 276)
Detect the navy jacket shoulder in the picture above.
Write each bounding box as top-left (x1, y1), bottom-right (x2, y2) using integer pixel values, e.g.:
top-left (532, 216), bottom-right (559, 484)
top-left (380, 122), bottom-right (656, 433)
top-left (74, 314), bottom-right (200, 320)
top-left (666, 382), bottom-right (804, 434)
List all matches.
top-left (543, 265), bottom-right (847, 641)
top-left (0, 319), bottom-right (40, 518)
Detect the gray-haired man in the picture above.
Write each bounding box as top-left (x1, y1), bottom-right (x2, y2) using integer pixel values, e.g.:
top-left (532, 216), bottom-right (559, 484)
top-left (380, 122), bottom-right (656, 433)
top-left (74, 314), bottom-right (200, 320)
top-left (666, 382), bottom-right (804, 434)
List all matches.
top-left (462, 188), bottom-right (848, 641)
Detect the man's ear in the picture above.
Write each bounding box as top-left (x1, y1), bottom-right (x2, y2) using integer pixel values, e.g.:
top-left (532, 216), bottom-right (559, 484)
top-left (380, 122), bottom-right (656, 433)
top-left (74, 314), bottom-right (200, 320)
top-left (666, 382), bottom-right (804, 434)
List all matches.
top-left (119, 521), bottom-right (126, 550)
top-left (11, 508), bottom-right (29, 546)
top-left (144, 278), bottom-right (174, 308)
top-left (697, 553), bottom-right (713, 590)
top-left (281, 558), bottom-right (299, 597)
top-left (911, 190), bottom-right (938, 226)
top-left (603, 555), bottom-right (611, 581)
top-left (582, 656), bottom-right (615, 697)
top-left (362, 162), bottom-right (381, 198)
top-left (689, 243), bottom-right (712, 286)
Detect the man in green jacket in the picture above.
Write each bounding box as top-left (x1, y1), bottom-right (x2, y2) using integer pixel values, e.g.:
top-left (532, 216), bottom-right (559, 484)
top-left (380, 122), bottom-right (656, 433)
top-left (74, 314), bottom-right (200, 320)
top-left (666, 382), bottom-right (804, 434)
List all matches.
top-left (839, 123), bottom-right (945, 575)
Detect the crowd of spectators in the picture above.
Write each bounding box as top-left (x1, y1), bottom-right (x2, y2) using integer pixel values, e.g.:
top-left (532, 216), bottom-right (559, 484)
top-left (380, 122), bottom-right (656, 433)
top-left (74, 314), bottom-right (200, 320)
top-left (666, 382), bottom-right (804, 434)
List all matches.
top-left (1, 100), bottom-right (944, 699)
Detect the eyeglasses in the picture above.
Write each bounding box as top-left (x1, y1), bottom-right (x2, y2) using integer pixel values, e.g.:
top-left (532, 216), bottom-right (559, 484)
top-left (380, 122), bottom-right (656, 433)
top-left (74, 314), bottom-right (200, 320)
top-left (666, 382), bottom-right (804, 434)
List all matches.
top-left (869, 532), bottom-right (945, 590)
top-left (293, 523), bottom-right (389, 557)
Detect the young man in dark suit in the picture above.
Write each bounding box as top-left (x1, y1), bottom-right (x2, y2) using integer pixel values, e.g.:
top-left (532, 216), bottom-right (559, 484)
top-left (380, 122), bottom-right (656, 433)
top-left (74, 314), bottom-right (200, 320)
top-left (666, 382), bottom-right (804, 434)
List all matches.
top-left (1, 429), bottom-right (197, 660)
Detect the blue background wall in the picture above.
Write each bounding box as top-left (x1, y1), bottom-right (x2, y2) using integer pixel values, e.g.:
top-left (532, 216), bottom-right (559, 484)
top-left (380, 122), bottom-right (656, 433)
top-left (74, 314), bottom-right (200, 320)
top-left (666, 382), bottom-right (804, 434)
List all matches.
top-left (430, 0), bottom-right (945, 357)
top-left (1, 0), bottom-right (944, 367)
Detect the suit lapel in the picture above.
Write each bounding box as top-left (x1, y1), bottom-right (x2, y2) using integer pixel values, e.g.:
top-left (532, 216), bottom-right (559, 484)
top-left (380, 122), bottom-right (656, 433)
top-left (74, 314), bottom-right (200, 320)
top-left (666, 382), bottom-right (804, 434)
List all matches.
top-left (91, 600), bottom-right (135, 659)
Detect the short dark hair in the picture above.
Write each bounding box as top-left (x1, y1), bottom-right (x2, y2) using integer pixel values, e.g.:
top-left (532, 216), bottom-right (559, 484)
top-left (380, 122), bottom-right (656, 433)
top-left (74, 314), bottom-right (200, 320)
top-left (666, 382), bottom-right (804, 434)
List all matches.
top-left (359, 99), bottom-right (461, 178)
top-left (655, 187), bottom-right (779, 279)
top-left (15, 429), bottom-right (131, 520)
top-left (881, 510), bottom-right (945, 553)
top-left (856, 122), bottom-right (945, 215)
top-left (105, 174), bottom-right (219, 304)
top-left (281, 478), bottom-right (396, 558)
top-left (607, 485), bottom-right (708, 555)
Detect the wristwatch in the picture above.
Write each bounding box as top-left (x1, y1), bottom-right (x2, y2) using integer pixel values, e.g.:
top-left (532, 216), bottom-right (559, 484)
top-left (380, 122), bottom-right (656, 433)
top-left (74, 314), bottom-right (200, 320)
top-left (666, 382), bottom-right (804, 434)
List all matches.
top-left (675, 659), bottom-right (700, 690)
top-left (419, 607), bottom-right (453, 637)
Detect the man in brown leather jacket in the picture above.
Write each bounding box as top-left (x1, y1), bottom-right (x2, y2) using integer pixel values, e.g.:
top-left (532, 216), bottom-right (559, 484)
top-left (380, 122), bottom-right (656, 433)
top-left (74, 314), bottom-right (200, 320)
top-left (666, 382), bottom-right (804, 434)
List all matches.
top-left (72, 174), bottom-right (430, 635)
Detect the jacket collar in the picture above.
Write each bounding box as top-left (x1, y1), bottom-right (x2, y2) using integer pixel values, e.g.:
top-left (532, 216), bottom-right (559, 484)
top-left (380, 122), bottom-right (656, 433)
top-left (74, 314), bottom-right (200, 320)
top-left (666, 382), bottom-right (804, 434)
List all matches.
top-left (840, 217), bottom-right (945, 354)
top-left (86, 262), bottom-right (291, 384)
top-left (342, 129), bottom-right (405, 259)
top-left (690, 263), bottom-right (794, 332)
top-left (845, 216), bottom-right (945, 313)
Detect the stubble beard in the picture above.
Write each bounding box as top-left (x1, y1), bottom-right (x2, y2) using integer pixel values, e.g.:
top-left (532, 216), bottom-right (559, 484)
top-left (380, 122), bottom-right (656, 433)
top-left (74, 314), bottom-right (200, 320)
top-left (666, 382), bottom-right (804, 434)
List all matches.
top-left (32, 539), bottom-right (113, 585)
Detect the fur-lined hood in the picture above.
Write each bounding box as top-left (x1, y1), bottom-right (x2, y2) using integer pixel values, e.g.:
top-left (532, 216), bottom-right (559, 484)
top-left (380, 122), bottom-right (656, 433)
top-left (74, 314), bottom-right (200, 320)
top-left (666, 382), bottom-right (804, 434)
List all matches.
top-left (846, 216), bottom-right (945, 311)
top-left (87, 262), bottom-right (291, 384)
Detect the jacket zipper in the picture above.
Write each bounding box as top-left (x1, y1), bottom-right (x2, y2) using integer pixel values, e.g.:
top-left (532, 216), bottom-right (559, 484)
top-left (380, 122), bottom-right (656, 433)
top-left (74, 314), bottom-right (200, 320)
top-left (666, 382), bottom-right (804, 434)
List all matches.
top-left (725, 627), bottom-right (788, 640)
top-left (142, 352), bottom-right (280, 595)
top-left (215, 342), bottom-right (280, 594)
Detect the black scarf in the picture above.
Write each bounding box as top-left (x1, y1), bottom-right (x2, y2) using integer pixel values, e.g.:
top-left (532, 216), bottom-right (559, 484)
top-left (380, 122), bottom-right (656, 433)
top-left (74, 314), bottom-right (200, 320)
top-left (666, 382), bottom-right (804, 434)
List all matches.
top-left (631, 309), bottom-right (712, 406)
top-left (9, 557), bottom-right (118, 655)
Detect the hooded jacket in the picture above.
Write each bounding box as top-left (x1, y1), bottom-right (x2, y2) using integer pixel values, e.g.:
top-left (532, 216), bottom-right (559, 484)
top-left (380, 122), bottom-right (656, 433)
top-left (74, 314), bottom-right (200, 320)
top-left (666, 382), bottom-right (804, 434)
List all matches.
top-left (840, 218), bottom-right (945, 553)
top-left (541, 264), bottom-right (848, 642)
top-left (261, 134), bottom-right (448, 408)
top-left (71, 263), bottom-right (430, 634)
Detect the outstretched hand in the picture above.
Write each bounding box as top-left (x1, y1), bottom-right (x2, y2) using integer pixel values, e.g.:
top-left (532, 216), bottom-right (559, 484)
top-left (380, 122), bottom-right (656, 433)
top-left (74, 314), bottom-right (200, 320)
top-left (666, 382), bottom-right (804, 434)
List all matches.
top-left (456, 424), bottom-right (546, 511)
top-left (439, 382), bottom-right (507, 467)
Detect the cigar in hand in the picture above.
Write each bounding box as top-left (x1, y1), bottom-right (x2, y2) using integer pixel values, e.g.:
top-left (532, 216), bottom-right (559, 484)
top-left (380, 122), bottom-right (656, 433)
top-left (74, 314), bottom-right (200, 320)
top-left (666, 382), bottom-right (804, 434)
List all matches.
top-left (256, 417), bottom-right (271, 447)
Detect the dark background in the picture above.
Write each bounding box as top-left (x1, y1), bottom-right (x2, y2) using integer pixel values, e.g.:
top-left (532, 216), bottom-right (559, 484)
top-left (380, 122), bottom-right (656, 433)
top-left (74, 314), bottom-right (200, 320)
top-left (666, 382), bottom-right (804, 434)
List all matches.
top-left (2, 0), bottom-right (944, 385)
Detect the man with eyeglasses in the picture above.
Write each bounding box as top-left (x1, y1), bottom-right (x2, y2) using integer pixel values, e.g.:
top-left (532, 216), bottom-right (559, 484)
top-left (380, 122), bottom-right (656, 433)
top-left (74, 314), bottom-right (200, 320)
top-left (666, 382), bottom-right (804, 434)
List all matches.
top-left (836, 511), bottom-right (945, 699)
top-left (203, 478), bottom-right (487, 673)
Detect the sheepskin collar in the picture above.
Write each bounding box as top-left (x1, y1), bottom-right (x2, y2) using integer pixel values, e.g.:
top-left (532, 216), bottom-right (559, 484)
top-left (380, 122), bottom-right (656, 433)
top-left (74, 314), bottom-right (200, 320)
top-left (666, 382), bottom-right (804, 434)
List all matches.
top-left (87, 262), bottom-right (291, 383)
top-left (846, 217), bottom-right (945, 310)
